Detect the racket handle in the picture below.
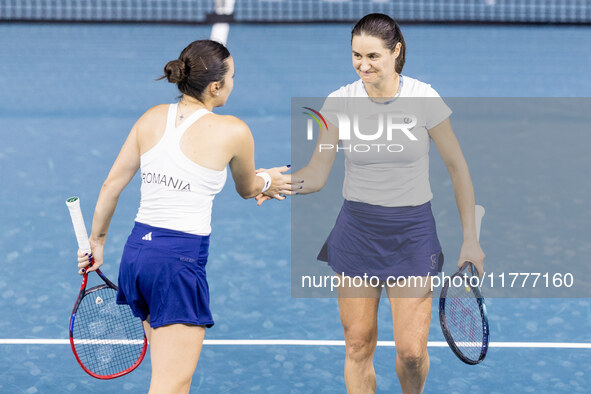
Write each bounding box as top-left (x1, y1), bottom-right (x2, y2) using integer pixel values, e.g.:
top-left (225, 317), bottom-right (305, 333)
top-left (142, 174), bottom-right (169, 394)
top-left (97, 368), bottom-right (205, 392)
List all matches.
top-left (475, 205), bottom-right (485, 242)
top-left (66, 196), bottom-right (92, 254)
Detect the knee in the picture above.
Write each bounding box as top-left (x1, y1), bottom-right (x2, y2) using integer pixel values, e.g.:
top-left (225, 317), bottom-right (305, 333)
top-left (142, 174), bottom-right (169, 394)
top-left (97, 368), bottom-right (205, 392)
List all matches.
top-left (344, 330), bottom-right (377, 362)
top-left (396, 346), bottom-right (428, 370)
top-left (150, 375), bottom-right (192, 394)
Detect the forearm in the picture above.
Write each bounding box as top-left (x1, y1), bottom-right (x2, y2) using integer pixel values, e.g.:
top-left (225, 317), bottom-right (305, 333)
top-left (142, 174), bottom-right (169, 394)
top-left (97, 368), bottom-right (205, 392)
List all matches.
top-left (293, 164), bottom-right (328, 194)
top-left (448, 161), bottom-right (477, 241)
top-left (236, 176), bottom-right (265, 199)
top-left (89, 182), bottom-right (122, 245)
top-left (293, 130), bottom-right (338, 194)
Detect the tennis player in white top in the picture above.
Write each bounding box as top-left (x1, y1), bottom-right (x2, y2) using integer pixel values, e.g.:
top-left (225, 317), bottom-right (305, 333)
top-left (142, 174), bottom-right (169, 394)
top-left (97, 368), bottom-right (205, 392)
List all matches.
top-left (77, 40), bottom-right (296, 393)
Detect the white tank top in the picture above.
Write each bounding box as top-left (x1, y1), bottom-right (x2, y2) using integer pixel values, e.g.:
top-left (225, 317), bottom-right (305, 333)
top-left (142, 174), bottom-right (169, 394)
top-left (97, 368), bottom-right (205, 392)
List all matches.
top-left (135, 104), bottom-right (227, 235)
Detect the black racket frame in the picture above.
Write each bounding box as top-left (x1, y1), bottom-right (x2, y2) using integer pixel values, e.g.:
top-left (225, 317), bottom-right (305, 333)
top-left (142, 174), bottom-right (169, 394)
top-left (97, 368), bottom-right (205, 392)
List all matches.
top-left (439, 261), bottom-right (489, 365)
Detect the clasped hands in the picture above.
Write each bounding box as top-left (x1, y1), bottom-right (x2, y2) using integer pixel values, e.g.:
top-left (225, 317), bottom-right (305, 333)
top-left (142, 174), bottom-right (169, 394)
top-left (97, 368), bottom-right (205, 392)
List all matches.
top-left (255, 166), bottom-right (303, 206)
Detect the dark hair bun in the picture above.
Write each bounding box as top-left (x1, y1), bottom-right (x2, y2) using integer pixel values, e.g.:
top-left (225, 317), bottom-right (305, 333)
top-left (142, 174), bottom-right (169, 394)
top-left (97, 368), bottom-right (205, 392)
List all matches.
top-left (160, 40), bottom-right (231, 101)
top-left (163, 59), bottom-right (186, 84)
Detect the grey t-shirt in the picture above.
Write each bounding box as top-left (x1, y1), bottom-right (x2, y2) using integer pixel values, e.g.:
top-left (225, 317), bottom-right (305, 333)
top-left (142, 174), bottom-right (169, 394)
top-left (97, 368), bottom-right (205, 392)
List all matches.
top-left (320, 76), bottom-right (452, 207)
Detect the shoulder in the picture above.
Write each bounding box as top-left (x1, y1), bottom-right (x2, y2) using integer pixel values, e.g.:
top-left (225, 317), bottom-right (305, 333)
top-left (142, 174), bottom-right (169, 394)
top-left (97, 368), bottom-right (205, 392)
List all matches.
top-left (135, 104), bottom-right (170, 128)
top-left (401, 75), bottom-right (442, 98)
top-left (209, 114), bottom-right (249, 132)
top-left (141, 104), bottom-right (170, 119)
top-left (207, 114), bottom-right (253, 144)
top-left (327, 79), bottom-right (366, 98)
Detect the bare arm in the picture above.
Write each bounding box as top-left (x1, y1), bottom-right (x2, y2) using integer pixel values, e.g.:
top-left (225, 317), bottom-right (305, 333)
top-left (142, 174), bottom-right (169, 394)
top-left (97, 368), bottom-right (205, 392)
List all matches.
top-left (91, 126), bottom-right (141, 241)
top-left (255, 120), bottom-right (339, 206)
top-left (429, 118), bottom-right (485, 274)
top-left (228, 117), bottom-right (292, 199)
top-left (77, 123), bottom-right (141, 274)
top-left (292, 120), bottom-right (340, 194)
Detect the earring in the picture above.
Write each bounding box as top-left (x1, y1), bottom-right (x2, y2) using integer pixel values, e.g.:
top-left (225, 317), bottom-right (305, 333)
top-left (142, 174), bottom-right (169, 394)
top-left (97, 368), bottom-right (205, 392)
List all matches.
top-left (216, 92), bottom-right (219, 96)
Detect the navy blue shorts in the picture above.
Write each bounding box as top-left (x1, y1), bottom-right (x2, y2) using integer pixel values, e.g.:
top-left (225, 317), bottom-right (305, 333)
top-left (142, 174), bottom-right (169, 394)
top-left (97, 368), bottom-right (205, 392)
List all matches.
top-left (318, 200), bottom-right (444, 280)
top-left (116, 222), bottom-right (213, 328)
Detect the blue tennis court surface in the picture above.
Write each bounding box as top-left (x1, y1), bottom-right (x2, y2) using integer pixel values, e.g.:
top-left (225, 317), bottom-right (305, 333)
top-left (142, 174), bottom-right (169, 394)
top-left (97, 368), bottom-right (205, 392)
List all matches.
top-left (1, 22), bottom-right (591, 392)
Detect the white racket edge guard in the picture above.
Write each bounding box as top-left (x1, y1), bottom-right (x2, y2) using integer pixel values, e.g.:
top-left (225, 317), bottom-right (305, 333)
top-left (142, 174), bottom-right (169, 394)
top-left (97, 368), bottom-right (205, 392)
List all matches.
top-left (475, 205), bottom-right (485, 242)
top-left (66, 196), bottom-right (92, 255)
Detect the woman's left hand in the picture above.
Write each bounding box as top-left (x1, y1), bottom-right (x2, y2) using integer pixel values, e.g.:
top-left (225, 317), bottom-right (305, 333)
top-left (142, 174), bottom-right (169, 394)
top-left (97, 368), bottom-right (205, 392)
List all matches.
top-left (457, 240), bottom-right (485, 277)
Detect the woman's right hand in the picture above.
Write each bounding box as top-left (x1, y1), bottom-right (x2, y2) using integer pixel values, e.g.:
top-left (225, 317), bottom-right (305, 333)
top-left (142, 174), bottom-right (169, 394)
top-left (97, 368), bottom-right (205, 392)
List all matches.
top-left (77, 239), bottom-right (104, 275)
top-left (257, 166), bottom-right (301, 201)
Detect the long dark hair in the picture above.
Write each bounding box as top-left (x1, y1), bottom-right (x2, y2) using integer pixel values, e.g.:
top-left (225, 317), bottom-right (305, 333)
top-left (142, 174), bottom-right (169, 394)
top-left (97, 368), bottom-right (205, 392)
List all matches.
top-left (351, 13), bottom-right (406, 73)
top-left (161, 40), bottom-right (231, 101)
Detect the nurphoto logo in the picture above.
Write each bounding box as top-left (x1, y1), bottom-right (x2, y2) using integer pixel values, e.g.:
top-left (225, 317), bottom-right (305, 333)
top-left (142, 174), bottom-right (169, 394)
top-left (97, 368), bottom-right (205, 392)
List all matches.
top-left (303, 107), bottom-right (419, 153)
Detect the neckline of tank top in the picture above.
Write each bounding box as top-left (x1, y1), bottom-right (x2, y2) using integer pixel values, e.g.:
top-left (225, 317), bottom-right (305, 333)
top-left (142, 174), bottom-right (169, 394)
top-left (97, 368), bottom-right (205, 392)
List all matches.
top-left (173, 103), bottom-right (211, 131)
top-left (361, 75), bottom-right (404, 105)
top-left (162, 103), bottom-right (227, 175)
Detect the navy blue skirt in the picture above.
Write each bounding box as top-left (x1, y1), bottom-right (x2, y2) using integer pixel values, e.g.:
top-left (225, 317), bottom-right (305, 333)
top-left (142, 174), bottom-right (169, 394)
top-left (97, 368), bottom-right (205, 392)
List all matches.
top-left (116, 222), bottom-right (213, 328)
top-left (317, 200), bottom-right (444, 279)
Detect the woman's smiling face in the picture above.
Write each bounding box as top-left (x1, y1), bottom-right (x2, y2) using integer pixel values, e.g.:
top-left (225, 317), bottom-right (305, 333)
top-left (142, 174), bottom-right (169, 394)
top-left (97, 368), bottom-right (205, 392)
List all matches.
top-left (352, 34), bottom-right (401, 85)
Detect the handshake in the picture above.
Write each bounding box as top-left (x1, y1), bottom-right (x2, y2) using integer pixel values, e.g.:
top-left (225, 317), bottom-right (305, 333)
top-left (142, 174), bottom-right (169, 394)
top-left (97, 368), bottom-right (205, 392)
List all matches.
top-left (254, 165), bottom-right (304, 206)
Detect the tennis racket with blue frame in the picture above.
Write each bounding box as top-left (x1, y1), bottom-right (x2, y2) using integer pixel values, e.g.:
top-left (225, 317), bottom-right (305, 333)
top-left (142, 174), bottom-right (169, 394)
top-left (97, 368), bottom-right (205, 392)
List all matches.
top-left (439, 204), bottom-right (489, 365)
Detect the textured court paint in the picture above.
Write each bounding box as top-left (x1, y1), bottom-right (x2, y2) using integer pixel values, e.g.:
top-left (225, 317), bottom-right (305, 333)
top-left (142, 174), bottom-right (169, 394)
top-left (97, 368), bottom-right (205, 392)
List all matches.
top-left (2, 339), bottom-right (591, 349)
top-left (0, 345), bottom-right (589, 393)
top-left (1, 23), bottom-right (591, 392)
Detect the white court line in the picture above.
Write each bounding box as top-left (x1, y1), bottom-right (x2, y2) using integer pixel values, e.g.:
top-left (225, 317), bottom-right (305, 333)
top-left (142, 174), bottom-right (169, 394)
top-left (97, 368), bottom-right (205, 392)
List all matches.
top-left (210, 23), bottom-right (230, 45)
top-left (72, 339), bottom-right (144, 345)
top-left (209, 0), bottom-right (235, 45)
top-left (1, 339), bottom-right (590, 348)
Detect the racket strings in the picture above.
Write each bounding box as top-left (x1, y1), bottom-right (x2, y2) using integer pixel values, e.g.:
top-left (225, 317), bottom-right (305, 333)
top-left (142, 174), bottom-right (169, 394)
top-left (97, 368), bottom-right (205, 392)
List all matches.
top-left (444, 283), bottom-right (484, 361)
top-left (72, 287), bottom-right (145, 376)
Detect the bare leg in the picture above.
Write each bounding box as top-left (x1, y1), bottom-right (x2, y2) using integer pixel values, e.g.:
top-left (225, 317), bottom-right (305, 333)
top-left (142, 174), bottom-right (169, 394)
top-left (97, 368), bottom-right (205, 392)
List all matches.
top-left (386, 280), bottom-right (432, 394)
top-left (338, 277), bottom-right (382, 394)
top-left (142, 317), bottom-right (152, 344)
top-left (148, 323), bottom-right (206, 394)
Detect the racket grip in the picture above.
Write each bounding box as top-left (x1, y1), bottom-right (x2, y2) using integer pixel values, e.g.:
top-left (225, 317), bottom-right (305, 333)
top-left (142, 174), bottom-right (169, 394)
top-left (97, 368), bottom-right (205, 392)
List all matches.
top-left (474, 205), bottom-right (485, 241)
top-left (66, 196), bottom-right (92, 254)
